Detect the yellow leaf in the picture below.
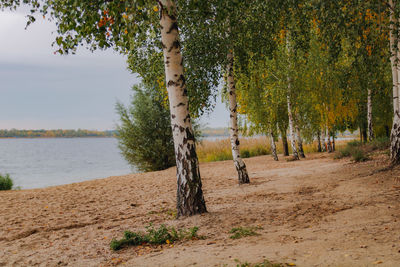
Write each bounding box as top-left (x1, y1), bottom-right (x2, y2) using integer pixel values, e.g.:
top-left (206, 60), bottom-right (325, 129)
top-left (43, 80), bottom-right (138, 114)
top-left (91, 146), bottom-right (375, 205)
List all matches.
top-left (166, 239), bottom-right (170, 244)
top-left (153, 6), bottom-right (159, 12)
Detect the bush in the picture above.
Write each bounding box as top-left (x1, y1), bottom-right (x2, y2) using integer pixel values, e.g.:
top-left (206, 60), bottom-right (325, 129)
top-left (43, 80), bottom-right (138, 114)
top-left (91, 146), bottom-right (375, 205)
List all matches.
top-left (334, 146), bottom-right (351, 159)
top-left (115, 84), bottom-right (176, 172)
top-left (0, 174), bottom-right (13, 191)
top-left (334, 140), bottom-right (369, 162)
top-left (351, 148), bottom-right (368, 162)
top-left (110, 224), bottom-right (201, 251)
top-left (368, 137), bottom-right (390, 150)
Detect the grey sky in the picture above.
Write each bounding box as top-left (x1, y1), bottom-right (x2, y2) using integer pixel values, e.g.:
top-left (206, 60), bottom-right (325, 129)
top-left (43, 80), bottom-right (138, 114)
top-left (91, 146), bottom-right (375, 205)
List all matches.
top-left (0, 10), bottom-right (229, 130)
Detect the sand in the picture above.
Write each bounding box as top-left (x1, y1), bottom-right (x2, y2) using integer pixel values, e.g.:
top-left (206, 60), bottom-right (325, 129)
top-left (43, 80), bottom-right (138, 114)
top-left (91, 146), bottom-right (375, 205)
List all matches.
top-left (0, 151), bottom-right (399, 267)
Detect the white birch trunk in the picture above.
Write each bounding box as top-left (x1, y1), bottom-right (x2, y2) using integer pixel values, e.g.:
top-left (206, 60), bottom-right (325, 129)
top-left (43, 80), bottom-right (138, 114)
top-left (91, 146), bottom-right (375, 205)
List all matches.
top-left (321, 126), bottom-right (326, 152)
top-left (287, 94), bottom-right (299, 160)
top-left (391, 111), bottom-right (400, 164)
top-left (390, 0), bottom-right (400, 113)
top-left (367, 88), bottom-right (374, 141)
top-left (390, 0), bottom-right (400, 164)
top-left (317, 130), bottom-right (322, 152)
top-left (227, 51), bottom-right (250, 184)
top-left (286, 33), bottom-right (299, 160)
top-left (295, 116), bottom-right (305, 158)
top-left (159, 0), bottom-right (206, 217)
top-left (270, 132), bottom-right (278, 161)
top-left (397, 17), bottom-right (400, 109)
top-left (326, 126), bottom-right (332, 153)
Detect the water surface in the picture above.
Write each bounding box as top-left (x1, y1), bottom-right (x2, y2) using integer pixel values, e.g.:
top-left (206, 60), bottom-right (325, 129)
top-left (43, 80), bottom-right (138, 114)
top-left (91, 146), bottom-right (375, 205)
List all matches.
top-left (0, 138), bottom-right (133, 189)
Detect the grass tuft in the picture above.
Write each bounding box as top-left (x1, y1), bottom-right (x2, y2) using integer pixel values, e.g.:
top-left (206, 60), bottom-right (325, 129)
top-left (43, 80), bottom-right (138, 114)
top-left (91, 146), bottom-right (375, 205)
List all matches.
top-left (110, 224), bottom-right (201, 251)
top-left (0, 173), bottom-right (13, 191)
top-left (229, 226), bottom-right (261, 239)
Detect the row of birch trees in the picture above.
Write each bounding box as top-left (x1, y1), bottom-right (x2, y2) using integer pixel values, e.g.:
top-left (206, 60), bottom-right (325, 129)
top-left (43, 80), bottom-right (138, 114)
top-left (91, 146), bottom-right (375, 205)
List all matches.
top-left (1, 0), bottom-right (399, 217)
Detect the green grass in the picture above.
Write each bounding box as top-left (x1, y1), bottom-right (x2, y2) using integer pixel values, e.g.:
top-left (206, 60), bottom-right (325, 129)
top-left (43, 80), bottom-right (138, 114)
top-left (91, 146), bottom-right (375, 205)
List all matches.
top-left (334, 137), bottom-right (390, 162)
top-left (110, 224), bottom-right (202, 251)
top-left (229, 226), bottom-right (261, 239)
top-left (0, 173), bottom-right (13, 191)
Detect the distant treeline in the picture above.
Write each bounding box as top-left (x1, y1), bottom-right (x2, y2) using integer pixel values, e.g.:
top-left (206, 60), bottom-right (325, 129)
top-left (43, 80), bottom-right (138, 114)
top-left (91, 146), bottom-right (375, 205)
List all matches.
top-left (0, 129), bottom-right (117, 138)
top-left (201, 127), bottom-right (229, 137)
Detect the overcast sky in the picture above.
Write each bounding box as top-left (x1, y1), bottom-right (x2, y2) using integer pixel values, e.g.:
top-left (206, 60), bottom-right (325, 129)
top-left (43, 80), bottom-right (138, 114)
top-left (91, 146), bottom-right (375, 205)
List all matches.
top-left (0, 10), bottom-right (229, 130)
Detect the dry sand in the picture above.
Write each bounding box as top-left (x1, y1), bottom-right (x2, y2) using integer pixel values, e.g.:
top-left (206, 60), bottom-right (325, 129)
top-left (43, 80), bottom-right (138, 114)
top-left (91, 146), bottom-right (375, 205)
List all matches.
top-left (0, 151), bottom-right (400, 267)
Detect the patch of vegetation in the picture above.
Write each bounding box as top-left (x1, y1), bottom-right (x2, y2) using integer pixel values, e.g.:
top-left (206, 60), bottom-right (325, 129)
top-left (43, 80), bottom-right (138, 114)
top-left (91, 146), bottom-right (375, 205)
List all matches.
top-left (110, 224), bottom-right (202, 251)
top-left (234, 259), bottom-right (293, 267)
top-left (0, 173), bottom-right (13, 191)
top-left (229, 226), bottom-right (261, 239)
top-left (333, 138), bottom-right (389, 162)
top-left (351, 148), bottom-right (368, 162)
top-left (115, 84), bottom-right (176, 172)
top-left (368, 137), bottom-right (390, 150)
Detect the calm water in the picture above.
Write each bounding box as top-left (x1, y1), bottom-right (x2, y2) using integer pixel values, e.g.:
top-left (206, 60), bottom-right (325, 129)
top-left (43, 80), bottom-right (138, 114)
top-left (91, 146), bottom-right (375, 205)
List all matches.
top-left (0, 138), bottom-right (133, 189)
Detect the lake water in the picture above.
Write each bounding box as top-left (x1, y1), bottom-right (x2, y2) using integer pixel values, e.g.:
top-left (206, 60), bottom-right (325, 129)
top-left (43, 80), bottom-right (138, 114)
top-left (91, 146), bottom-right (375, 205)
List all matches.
top-left (0, 138), bottom-right (133, 189)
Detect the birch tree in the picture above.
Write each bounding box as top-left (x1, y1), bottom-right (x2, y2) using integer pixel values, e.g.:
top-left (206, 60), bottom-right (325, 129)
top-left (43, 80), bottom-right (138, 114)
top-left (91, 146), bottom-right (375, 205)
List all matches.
top-left (2, 0), bottom-right (208, 217)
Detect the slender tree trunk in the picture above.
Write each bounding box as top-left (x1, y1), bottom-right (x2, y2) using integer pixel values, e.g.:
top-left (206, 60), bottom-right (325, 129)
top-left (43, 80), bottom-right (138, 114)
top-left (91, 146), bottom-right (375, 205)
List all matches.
top-left (270, 132), bottom-right (278, 161)
top-left (367, 88), bottom-right (374, 141)
top-left (359, 127), bottom-right (363, 142)
top-left (391, 111), bottom-right (400, 164)
top-left (227, 51), bottom-right (250, 184)
top-left (287, 94), bottom-right (299, 159)
top-left (362, 127), bottom-right (367, 143)
top-left (317, 130), bottom-right (322, 152)
top-left (397, 18), bottom-right (400, 109)
top-left (281, 129), bottom-right (289, 156)
top-left (295, 120), bottom-right (305, 158)
top-left (332, 135), bottom-right (336, 152)
top-left (321, 126), bottom-right (327, 152)
top-left (327, 129), bottom-right (333, 153)
top-left (286, 34), bottom-right (299, 160)
top-left (389, 0), bottom-right (400, 164)
top-left (390, 0), bottom-right (400, 113)
top-left (159, 0), bottom-right (206, 217)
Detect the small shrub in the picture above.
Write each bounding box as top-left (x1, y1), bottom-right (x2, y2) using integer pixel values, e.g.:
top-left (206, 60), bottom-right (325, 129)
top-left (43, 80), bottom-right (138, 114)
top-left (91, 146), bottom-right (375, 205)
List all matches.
top-left (110, 224), bottom-right (201, 251)
top-left (368, 137), bottom-right (390, 150)
top-left (334, 146), bottom-right (351, 159)
top-left (351, 148), bottom-right (368, 162)
top-left (0, 174), bottom-right (13, 191)
top-left (229, 226), bottom-right (260, 239)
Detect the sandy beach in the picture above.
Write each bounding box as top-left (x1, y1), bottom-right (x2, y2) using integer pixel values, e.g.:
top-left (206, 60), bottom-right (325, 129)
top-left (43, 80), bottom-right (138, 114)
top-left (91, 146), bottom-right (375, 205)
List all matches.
top-left (1, 152), bottom-right (399, 266)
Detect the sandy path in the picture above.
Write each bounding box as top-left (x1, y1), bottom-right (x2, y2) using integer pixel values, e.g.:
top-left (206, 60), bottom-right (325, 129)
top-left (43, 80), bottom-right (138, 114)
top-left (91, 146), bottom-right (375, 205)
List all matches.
top-left (0, 152), bottom-right (399, 266)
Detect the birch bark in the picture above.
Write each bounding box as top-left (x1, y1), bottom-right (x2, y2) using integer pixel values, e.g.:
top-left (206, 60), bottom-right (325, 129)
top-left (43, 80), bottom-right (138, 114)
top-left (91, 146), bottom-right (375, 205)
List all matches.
top-left (227, 51), bottom-right (250, 184)
top-left (159, 0), bottom-right (207, 217)
top-left (321, 126), bottom-right (326, 152)
top-left (326, 127), bottom-right (333, 153)
top-left (281, 128), bottom-right (289, 156)
top-left (367, 88), bottom-right (374, 141)
top-left (295, 116), bottom-right (305, 158)
top-left (270, 132), bottom-right (278, 161)
top-left (390, 1), bottom-right (399, 113)
top-left (317, 130), bottom-right (322, 152)
top-left (388, 0), bottom-right (400, 164)
top-left (286, 33), bottom-right (299, 160)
